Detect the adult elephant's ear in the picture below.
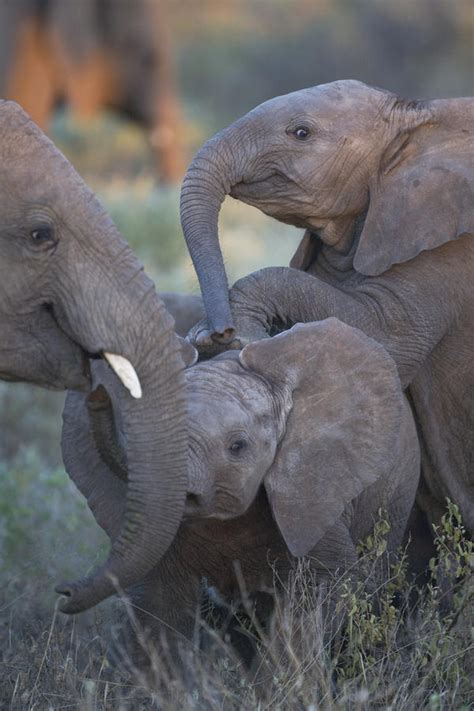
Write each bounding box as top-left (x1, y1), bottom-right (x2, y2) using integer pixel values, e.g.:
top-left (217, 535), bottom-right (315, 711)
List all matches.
top-left (239, 320), bottom-right (404, 556)
top-left (354, 121), bottom-right (474, 276)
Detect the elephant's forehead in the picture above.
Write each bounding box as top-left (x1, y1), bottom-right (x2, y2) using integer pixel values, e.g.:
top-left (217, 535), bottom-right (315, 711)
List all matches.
top-left (0, 101), bottom-right (84, 202)
top-left (254, 80), bottom-right (383, 119)
top-left (185, 361), bottom-right (270, 422)
top-left (0, 101), bottom-right (55, 160)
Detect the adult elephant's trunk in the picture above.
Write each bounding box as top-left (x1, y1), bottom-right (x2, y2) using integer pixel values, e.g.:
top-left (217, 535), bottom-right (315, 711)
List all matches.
top-left (180, 128), bottom-right (245, 341)
top-left (87, 385), bottom-right (128, 480)
top-left (56, 233), bottom-right (187, 614)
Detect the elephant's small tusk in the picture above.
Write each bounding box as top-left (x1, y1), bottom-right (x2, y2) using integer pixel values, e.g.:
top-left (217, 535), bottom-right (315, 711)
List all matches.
top-left (103, 353), bottom-right (142, 399)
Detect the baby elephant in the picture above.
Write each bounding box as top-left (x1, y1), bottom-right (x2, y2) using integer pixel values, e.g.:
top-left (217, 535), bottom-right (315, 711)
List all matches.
top-left (61, 319), bottom-right (420, 657)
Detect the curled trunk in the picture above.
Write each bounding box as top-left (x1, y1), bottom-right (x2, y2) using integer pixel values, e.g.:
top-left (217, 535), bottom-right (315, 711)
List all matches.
top-left (57, 239), bottom-right (188, 614)
top-left (87, 385), bottom-right (128, 480)
top-left (180, 129), bottom-right (245, 341)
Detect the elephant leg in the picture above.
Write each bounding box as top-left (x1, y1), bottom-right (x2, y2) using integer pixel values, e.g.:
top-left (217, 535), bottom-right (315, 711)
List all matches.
top-left (404, 501), bottom-right (437, 586)
top-left (200, 582), bottom-right (275, 669)
top-left (248, 522), bottom-right (358, 688)
top-left (111, 535), bottom-right (202, 682)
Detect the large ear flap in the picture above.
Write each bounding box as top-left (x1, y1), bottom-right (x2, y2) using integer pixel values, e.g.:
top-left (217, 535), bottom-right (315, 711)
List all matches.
top-left (354, 120), bottom-right (474, 276)
top-left (239, 319), bottom-right (404, 556)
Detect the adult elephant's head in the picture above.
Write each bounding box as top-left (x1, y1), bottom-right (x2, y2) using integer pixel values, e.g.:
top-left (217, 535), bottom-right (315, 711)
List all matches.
top-left (0, 101), bottom-right (187, 614)
top-left (180, 80), bottom-right (474, 341)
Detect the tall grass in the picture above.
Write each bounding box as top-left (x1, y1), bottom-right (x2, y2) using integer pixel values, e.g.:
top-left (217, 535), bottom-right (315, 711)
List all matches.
top-left (1, 506), bottom-right (472, 709)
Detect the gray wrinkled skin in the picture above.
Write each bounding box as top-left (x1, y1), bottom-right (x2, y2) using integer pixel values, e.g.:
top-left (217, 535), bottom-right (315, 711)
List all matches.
top-left (0, 100), bottom-right (188, 615)
top-left (182, 80), bottom-right (474, 535)
top-left (62, 320), bottom-right (419, 658)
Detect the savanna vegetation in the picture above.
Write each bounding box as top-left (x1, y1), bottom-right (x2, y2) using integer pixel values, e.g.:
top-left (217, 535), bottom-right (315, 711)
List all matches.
top-left (1, 0), bottom-right (473, 707)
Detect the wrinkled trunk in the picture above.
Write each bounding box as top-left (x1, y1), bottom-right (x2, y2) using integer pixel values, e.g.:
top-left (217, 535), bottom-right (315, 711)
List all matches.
top-left (0, 100), bottom-right (189, 614)
top-left (87, 385), bottom-right (128, 480)
top-left (55, 230), bottom-right (187, 614)
top-left (180, 129), bottom-right (245, 341)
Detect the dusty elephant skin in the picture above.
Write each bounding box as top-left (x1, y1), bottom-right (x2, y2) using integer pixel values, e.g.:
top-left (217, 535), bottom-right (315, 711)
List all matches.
top-left (0, 100), bottom-right (189, 615)
top-left (62, 320), bottom-right (420, 658)
top-left (181, 79), bottom-right (474, 534)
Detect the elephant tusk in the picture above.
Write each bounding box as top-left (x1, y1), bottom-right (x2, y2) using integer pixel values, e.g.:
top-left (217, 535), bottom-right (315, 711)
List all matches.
top-left (103, 353), bottom-right (142, 399)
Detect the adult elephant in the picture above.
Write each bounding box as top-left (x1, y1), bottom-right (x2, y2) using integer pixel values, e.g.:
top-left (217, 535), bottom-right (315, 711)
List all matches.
top-left (180, 80), bottom-right (474, 533)
top-left (0, 100), bottom-right (187, 615)
top-left (0, 0), bottom-right (185, 182)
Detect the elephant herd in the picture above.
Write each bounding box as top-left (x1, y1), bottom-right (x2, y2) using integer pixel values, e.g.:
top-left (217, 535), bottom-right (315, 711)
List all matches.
top-left (1, 79), bottom-right (473, 665)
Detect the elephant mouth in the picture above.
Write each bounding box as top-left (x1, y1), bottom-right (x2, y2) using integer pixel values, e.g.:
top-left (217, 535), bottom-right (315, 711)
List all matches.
top-left (183, 492), bottom-right (222, 519)
top-left (230, 176), bottom-right (317, 230)
top-left (183, 489), bottom-right (251, 521)
top-left (42, 304), bottom-right (142, 398)
top-left (230, 174), bottom-right (282, 203)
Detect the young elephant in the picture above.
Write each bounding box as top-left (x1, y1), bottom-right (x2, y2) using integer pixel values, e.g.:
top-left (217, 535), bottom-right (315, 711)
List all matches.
top-left (182, 80), bottom-right (474, 536)
top-left (61, 320), bottom-right (419, 652)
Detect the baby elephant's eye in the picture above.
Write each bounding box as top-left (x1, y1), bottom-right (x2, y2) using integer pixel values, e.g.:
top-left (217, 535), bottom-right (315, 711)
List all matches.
top-left (30, 226), bottom-right (55, 247)
top-left (293, 126), bottom-right (311, 140)
top-left (229, 439), bottom-right (247, 455)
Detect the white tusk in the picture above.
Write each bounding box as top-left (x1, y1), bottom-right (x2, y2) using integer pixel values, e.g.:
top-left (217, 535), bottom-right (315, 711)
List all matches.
top-left (103, 353), bottom-right (142, 399)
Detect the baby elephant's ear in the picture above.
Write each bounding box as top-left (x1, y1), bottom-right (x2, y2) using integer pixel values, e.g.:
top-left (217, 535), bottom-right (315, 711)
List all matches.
top-left (239, 320), bottom-right (404, 556)
top-left (354, 126), bottom-right (474, 276)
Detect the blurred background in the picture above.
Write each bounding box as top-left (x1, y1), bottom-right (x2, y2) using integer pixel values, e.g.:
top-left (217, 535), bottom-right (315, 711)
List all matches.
top-left (0, 0), bottom-right (473, 661)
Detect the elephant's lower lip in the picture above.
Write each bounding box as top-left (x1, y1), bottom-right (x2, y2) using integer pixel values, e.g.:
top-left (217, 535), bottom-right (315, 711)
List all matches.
top-left (231, 175), bottom-right (276, 199)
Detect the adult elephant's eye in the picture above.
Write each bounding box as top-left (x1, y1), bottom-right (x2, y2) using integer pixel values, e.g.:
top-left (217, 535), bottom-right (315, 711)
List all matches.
top-left (292, 126), bottom-right (311, 140)
top-left (30, 226), bottom-right (55, 247)
top-left (229, 439), bottom-right (247, 455)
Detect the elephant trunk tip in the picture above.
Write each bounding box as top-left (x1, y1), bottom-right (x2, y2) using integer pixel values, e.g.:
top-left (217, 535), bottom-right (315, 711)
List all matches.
top-left (55, 582), bottom-right (90, 615)
top-left (55, 572), bottom-right (118, 615)
top-left (212, 324), bottom-right (236, 343)
top-left (201, 291), bottom-right (236, 343)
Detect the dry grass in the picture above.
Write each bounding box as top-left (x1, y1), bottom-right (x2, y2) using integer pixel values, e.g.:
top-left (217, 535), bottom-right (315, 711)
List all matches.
top-left (1, 506), bottom-right (472, 710)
